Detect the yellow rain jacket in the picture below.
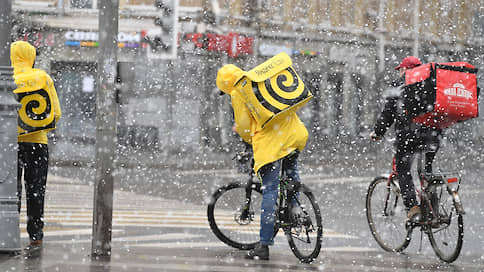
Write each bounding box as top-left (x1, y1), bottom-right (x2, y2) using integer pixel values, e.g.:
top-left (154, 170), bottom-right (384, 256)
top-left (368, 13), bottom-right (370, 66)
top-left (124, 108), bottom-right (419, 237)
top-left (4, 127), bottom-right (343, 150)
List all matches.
top-left (216, 54), bottom-right (309, 174)
top-left (11, 41), bottom-right (62, 144)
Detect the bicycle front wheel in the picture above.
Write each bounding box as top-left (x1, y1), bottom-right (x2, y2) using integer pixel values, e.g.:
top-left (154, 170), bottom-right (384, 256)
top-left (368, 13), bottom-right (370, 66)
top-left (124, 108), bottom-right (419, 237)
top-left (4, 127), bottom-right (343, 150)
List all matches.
top-left (427, 185), bottom-right (464, 263)
top-left (207, 182), bottom-right (262, 250)
top-left (366, 177), bottom-right (411, 252)
top-left (286, 185), bottom-right (323, 263)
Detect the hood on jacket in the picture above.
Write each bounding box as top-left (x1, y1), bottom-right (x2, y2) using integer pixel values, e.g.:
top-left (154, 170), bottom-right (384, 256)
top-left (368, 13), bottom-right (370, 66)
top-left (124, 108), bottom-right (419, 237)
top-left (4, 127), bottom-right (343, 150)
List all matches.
top-left (10, 41), bottom-right (36, 71)
top-left (216, 64), bottom-right (244, 95)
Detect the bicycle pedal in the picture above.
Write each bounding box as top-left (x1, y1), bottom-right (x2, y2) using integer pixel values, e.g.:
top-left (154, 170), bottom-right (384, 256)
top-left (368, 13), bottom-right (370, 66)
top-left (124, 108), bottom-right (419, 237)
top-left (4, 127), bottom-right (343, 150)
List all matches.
top-left (406, 215), bottom-right (421, 230)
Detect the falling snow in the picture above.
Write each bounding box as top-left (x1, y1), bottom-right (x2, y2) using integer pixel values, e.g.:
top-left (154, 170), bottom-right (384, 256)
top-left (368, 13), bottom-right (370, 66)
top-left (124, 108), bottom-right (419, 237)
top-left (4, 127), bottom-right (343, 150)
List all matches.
top-left (0, 0), bottom-right (483, 271)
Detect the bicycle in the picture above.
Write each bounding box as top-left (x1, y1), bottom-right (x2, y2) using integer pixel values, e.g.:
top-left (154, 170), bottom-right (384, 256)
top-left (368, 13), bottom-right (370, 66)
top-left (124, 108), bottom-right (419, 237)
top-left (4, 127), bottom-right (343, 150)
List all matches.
top-left (366, 149), bottom-right (465, 263)
top-left (207, 152), bottom-right (323, 263)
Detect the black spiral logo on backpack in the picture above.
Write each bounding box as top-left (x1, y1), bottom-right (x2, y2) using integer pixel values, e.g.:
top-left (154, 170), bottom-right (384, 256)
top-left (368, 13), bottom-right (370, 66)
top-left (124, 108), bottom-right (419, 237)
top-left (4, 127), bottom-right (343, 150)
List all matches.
top-left (17, 88), bottom-right (55, 134)
top-left (252, 67), bottom-right (309, 114)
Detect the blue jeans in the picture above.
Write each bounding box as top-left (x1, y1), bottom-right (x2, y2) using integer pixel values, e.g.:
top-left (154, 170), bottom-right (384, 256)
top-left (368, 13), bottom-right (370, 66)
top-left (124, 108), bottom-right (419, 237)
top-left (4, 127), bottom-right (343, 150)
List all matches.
top-left (258, 152), bottom-right (300, 246)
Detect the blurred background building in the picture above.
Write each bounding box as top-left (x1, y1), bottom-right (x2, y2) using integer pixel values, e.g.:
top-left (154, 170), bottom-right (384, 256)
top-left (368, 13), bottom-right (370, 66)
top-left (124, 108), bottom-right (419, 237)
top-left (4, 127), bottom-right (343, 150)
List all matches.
top-left (10, 0), bottom-right (484, 168)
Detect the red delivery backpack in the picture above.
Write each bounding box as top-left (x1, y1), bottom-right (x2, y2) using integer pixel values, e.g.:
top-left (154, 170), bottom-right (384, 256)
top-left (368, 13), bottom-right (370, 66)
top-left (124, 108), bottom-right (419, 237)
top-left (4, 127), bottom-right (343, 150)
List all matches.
top-left (402, 62), bottom-right (479, 128)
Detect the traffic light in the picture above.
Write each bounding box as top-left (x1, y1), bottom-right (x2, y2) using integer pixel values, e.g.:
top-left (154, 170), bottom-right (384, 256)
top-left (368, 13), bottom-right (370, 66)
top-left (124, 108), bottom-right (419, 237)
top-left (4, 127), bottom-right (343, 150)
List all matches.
top-left (145, 0), bottom-right (178, 59)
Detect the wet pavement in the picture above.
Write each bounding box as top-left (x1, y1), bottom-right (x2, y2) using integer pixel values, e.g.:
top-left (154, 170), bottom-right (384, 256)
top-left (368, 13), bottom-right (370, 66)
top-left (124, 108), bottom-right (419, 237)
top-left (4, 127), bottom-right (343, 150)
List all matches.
top-left (0, 169), bottom-right (483, 271)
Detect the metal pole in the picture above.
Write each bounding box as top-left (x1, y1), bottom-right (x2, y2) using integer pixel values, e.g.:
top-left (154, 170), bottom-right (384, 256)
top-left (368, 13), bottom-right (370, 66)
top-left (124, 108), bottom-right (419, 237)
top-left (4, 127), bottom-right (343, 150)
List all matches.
top-left (373, 0), bottom-right (387, 123)
top-left (413, 0), bottom-right (420, 56)
top-left (377, 0), bottom-right (386, 74)
top-left (252, 0), bottom-right (261, 59)
top-left (91, 0), bottom-right (119, 259)
top-left (0, 0), bottom-right (12, 66)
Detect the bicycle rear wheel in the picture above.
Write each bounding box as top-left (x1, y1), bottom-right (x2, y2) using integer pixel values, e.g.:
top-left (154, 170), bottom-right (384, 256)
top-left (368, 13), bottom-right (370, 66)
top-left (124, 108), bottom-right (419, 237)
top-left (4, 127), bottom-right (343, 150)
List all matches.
top-left (286, 185), bottom-right (323, 263)
top-left (366, 177), bottom-right (411, 252)
top-left (207, 182), bottom-right (262, 250)
top-left (427, 185), bottom-right (464, 263)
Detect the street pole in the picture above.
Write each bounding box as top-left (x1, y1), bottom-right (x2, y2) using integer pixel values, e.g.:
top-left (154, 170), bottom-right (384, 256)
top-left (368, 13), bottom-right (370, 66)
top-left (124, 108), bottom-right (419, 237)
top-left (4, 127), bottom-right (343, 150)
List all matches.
top-left (91, 0), bottom-right (119, 259)
top-left (413, 0), bottom-right (420, 57)
top-left (251, 0), bottom-right (261, 60)
top-left (373, 0), bottom-right (386, 122)
top-left (377, 0), bottom-right (386, 74)
top-left (0, 0), bottom-right (12, 66)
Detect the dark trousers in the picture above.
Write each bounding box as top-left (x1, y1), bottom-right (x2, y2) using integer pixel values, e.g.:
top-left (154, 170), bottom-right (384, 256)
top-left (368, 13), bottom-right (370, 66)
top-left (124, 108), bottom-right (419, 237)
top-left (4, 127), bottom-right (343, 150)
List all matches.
top-left (18, 143), bottom-right (49, 242)
top-left (395, 130), bottom-right (441, 209)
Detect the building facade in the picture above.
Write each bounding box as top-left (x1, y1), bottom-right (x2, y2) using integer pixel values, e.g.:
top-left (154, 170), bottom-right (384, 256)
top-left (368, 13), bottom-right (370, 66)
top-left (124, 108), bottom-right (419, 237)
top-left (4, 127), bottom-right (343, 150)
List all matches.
top-left (10, 0), bottom-right (484, 166)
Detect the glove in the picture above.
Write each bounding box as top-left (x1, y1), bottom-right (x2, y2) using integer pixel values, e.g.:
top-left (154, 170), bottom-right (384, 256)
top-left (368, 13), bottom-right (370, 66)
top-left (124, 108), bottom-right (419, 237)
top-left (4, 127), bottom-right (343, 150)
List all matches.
top-left (370, 131), bottom-right (382, 141)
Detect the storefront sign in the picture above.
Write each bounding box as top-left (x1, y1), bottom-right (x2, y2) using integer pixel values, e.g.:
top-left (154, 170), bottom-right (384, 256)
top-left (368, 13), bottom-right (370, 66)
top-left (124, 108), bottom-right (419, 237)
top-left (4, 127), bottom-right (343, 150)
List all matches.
top-left (64, 30), bottom-right (254, 57)
top-left (183, 32), bottom-right (254, 57)
top-left (64, 31), bottom-right (144, 48)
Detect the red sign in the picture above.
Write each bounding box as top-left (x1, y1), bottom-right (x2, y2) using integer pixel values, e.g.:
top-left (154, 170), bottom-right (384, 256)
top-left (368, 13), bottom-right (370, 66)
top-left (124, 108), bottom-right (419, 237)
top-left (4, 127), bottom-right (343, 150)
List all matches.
top-left (16, 33), bottom-right (55, 48)
top-left (183, 32), bottom-right (254, 57)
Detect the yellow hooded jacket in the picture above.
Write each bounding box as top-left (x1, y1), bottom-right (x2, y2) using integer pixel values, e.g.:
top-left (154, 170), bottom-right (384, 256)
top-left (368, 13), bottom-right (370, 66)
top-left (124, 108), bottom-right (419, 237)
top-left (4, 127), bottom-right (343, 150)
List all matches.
top-left (11, 41), bottom-right (62, 144)
top-left (217, 63), bottom-right (308, 174)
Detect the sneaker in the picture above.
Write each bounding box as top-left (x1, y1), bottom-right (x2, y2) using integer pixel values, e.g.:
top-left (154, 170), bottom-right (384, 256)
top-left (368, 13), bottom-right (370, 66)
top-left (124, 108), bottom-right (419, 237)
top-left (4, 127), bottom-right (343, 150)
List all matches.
top-left (245, 244), bottom-right (269, 260)
top-left (24, 240), bottom-right (43, 258)
top-left (407, 205), bottom-right (421, 221)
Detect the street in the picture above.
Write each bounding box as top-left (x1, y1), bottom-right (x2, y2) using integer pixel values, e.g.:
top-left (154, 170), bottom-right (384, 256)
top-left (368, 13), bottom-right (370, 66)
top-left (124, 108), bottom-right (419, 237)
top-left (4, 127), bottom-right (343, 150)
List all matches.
top-left (2, 0), bottom-right (484, 271)
top-left (1, 166), bottom-right (483, 271)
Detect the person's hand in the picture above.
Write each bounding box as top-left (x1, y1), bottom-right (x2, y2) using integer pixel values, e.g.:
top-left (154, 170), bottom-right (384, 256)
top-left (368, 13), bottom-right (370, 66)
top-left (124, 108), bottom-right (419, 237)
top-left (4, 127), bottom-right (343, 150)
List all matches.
top-left (370, 131), bottom-right (381, 141)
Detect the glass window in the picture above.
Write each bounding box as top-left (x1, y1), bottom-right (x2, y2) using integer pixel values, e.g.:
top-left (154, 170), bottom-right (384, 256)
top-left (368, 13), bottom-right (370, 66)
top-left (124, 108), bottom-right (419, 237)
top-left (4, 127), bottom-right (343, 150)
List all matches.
top-left (52, 62), bottom-right (97, 141)
top-left (70, 0), bottom-right (93, 9)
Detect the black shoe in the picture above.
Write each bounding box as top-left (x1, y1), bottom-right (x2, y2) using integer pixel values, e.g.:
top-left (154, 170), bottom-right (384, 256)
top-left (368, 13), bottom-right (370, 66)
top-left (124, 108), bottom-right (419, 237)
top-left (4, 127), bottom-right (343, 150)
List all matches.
top-left (24, 240), bottom-right (43, 258)
top-left (245, 244), bottom-right (269, 260)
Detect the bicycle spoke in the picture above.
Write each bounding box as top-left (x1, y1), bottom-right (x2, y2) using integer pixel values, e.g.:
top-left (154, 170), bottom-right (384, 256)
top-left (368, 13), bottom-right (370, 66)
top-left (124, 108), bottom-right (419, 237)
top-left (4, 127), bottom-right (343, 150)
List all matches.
top-left (427, 185), bottom-right (463, 263)
top-left (207, 183), bottom-right (262, 250)
top-left (286, 189), bottom-right (322, 263)
top-left (366, 177), bottom-right (410, 252)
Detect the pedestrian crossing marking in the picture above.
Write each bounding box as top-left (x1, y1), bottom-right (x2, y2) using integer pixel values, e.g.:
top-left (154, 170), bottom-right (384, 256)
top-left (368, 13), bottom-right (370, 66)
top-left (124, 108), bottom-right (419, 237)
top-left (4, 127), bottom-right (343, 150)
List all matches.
top-left (16, 176), bottom-right (366, 254)
top-left (19, 205), bottom-right (357, 239)
top-left (42, 232), bottom-right (370, 253)
top-left (20, 228), bottom-right (124, 239)
top-left (46, 233), bottom-right (204, 245)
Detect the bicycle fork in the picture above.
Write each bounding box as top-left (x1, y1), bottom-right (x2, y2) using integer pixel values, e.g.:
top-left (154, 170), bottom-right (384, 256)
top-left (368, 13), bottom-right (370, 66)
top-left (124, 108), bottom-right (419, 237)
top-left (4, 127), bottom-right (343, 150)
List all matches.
top-left (239, 184), bottom-right (255, 222)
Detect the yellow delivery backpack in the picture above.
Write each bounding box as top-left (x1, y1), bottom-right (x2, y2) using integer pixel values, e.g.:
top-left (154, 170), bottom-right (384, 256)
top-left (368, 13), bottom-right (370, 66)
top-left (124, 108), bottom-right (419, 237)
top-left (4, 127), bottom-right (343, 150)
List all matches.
top-left (13, 69), bottom-right (57, 136)
top-left (234, 52), bottom-right (313, 129)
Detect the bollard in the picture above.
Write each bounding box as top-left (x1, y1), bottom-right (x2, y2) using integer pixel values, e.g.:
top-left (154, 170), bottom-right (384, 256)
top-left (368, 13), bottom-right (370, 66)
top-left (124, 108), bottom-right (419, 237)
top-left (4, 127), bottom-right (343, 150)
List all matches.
top-left (0, 66), bottom-right (21, 253)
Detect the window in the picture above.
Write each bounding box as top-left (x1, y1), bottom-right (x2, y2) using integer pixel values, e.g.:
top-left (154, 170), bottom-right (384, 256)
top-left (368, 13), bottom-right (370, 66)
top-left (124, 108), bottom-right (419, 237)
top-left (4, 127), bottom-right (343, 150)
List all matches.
top-left (52, 62), bottom-right (97, 141)
top-left (70, 0), bottom-right (93, 9)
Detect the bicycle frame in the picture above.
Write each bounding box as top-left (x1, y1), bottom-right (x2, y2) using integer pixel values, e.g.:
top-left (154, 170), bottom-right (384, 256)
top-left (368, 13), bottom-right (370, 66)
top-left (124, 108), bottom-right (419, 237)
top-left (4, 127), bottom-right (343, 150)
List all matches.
top-left (208, 152), bottom-right (323, 263)
top-left (400, 150), bottom-right (466, 230)
top-left (239, 172), bottom-right (261, 223)
top-left (384, 150), bottom-right (465, 228)
top-left (239, 169), bottom-right (305, 229)
top-left (277, 178), bottom-right (303, 228)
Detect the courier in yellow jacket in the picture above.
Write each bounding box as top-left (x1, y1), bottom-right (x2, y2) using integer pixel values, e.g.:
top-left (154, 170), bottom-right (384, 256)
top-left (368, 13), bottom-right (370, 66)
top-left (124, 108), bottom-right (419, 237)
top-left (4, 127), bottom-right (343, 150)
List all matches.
top-left (11, 41), bottom-right (62, 144)
top-left (11, 41), bottom-right (61, 246)
top-left (216, 53), bottom-right (310, 259)
top-left (216, 53), bottom-right (309, 174)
